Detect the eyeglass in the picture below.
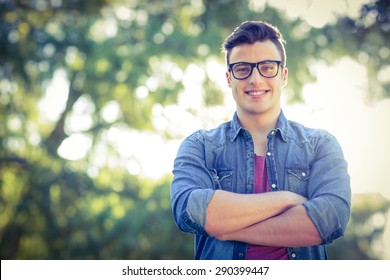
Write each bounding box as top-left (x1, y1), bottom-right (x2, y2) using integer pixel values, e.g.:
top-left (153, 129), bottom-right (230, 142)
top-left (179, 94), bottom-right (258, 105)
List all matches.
top-left (228, 60), bottom-right (284, 80)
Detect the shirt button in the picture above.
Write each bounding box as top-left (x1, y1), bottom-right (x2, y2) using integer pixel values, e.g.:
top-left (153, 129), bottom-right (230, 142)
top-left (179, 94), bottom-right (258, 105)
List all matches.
top-left (239, 252), bottom-right (244, 257)
top-left (291, 253), bottom-right (297, 258)
top-left (267, 152), bottom-right (271, 156)
top-left (247, 184), bottom-right (252, 190)
top-left (271, 184), bottom-right (276, 189)
top-left (302, 172), bottom-right (306, 177)
top-left (271, 130), bottom-right (275, 135)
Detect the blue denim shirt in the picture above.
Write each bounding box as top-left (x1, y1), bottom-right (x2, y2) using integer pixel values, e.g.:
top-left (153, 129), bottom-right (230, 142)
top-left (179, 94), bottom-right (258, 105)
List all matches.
top-left (170, 111), bottom-right (351, 260)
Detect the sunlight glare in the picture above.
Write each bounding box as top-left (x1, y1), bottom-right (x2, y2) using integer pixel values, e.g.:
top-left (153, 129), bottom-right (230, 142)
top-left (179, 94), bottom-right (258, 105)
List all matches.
top-left (57, 133), bottom-right (92, 160)
top-left (268, 0), bottom-right (374, 28)
top-left (179, 63), bottom-right (205, 110)
top-left (100, 100), bottom-right (122, 123)
top-left (38, 69), bottom-right (69, 122)
top-left (105, 125), bottom-right (181, 179)
top-left (135, 86), bottom-right (149, 100)
top-left (65, 95), bottom-right (95, 134)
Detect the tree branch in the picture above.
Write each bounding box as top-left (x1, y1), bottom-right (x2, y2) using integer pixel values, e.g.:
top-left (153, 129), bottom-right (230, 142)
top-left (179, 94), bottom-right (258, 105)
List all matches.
top-left (44, 71), bottom-right (84, 157)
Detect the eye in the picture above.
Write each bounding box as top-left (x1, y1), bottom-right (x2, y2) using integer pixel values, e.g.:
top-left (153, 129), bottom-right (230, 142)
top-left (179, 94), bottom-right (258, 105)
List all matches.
top-left (258, 62), bottom-right (279, 76)
top-left (233, 64), bottom-right (251, 73)
top-left (259, 63), bottom-right (276, 72)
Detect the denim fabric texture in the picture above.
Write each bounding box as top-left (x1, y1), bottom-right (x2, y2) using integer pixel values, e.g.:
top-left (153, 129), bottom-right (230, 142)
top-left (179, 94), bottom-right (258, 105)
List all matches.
top-left (170, 111), bottom-right (351, 260)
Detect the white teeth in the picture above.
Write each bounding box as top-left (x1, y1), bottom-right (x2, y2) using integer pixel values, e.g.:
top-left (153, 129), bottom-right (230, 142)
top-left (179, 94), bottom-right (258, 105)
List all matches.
top-left (246, 91), bottom-right (268, 96)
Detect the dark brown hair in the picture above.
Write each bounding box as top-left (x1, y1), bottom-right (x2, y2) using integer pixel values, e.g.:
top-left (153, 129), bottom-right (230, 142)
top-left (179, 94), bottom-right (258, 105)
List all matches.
top-left (222, 21), bottom-right (287, 67)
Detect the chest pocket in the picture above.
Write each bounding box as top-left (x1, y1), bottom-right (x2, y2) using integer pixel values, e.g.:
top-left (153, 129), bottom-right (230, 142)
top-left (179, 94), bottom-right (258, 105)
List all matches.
top-left (286, 167), bottom-right (310, 197)
top-left (209, 168), bottom-right (234, 191)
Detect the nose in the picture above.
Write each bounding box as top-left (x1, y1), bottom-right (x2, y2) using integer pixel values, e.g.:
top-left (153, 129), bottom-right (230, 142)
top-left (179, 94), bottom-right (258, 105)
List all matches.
top-left (248, 66), bottom-right (266, 85)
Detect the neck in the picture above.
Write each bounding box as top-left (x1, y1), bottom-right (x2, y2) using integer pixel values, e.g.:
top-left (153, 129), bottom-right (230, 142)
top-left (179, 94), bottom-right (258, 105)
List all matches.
top-left (237, 108), bottom-right (280, 136)
top-left (237, 108), bottom-right (280, 156)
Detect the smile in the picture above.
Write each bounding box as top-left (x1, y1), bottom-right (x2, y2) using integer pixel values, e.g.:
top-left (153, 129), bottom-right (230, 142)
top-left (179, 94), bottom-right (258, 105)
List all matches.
top-left (245, 90), bottom-right (270, 96)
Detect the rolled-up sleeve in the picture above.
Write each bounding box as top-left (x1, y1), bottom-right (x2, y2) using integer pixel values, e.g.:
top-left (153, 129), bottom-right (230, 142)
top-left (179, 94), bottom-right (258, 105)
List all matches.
top-left (170, 132), bottom-right (216, 236)
top-left (303, 133), bottom-right (351, 244)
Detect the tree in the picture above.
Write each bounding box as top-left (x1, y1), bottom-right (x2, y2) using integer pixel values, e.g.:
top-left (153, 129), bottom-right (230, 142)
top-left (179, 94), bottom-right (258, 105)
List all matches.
top-left (328, 193), bottom-right (390, 260)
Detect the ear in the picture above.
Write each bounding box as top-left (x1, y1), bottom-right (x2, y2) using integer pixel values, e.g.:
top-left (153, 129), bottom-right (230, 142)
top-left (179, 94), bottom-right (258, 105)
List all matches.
top-left (226, 71), bottom-right (232, 88)
top-left (282, 67), bottom-right (288, 87)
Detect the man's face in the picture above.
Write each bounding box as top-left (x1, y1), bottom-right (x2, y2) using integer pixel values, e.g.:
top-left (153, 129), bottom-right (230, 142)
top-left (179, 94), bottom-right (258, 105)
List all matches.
top-left (226, 40), bottom-right (288, 119)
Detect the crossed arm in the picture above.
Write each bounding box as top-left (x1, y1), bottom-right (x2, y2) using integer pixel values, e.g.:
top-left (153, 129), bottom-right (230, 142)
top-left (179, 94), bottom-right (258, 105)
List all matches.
top-left (205, 190), bottom-right (323, 247)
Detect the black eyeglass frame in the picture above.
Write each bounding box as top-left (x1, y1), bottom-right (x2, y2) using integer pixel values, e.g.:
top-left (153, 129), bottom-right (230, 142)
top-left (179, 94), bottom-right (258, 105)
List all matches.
top-left (228, 60), bottom-right (285, 80)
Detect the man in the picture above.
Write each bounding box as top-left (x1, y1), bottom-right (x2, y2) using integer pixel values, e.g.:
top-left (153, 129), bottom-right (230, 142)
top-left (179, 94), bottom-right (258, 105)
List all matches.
top-left (170, 21), bottom-right (351, 260)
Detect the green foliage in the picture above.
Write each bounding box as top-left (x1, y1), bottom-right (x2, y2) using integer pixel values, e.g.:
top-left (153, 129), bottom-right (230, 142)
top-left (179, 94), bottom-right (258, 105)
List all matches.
top-left (0, 160), bottom-right (193, 259)
top-left (0, 0), bottom-right (389, 259)
top-left (328, 193), bottom-right (390, 260)
top-left (321, 0), bottom-right (390, 100)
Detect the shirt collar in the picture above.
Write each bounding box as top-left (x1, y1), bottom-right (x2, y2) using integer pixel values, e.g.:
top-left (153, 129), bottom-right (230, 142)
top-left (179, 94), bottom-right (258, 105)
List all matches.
top-left (274, 110), bottom-right (288, 142)
top-left (230, 112), bottom-right (242, 142)
top-left (230, 110), bottom-right (288, 142)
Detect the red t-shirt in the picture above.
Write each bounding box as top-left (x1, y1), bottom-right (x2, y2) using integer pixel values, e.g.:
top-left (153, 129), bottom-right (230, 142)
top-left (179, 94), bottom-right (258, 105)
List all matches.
top-left (246, 155), bottom-right (289, 260)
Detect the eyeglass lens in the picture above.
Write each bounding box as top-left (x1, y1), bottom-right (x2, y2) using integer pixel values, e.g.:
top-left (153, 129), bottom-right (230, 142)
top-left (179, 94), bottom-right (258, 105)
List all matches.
top-left (232, 61), bottom-right (279, 79)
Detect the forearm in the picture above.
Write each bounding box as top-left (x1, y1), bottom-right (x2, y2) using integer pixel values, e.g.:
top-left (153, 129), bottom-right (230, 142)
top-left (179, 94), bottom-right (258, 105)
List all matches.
top-left (218, 205), bottom-right (323, 247)
top-left (205, 190), bottom-right (307, 237)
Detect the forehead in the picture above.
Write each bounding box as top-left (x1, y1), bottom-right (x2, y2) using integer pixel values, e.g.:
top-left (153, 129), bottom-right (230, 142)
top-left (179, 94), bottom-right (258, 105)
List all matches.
top-left (229, 40), bottom-right (282, 63)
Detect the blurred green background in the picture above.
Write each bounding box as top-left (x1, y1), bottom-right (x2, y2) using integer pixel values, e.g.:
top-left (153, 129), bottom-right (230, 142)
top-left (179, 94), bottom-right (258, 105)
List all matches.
top-left (0, 0), bottom-right (389, 260)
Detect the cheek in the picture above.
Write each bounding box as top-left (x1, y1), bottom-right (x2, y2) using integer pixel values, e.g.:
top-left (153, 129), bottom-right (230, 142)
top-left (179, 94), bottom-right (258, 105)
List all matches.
top-left (231, 84), bottom-right (243, 98)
